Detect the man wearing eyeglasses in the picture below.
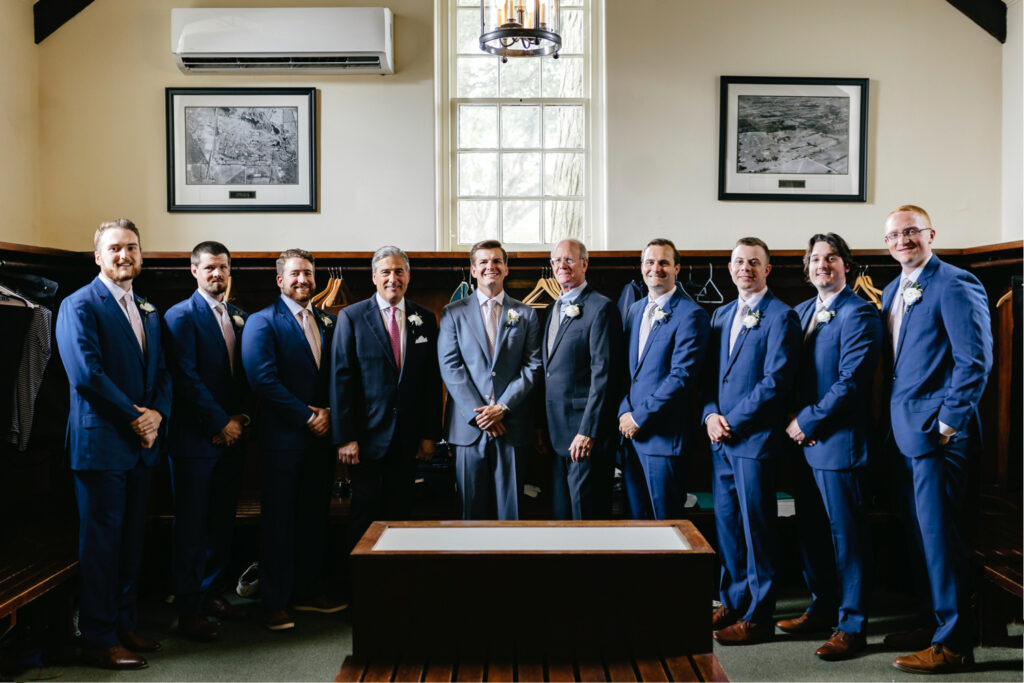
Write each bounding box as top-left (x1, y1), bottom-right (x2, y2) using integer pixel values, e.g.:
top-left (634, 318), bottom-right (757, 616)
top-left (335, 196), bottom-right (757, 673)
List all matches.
top-left (539, 239), bottom-right (623, 519)
top-left (880, 205), bottom-right (992, 675)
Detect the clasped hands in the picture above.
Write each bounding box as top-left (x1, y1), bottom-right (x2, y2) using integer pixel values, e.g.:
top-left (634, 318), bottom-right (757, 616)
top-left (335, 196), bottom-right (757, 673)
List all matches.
top-left (474, 403), bottom-right (506, 437)
top-left (212, 414), bottom-right (247, 447)
top-left (785, 416), bottom-right (816, 446)
top-left (130, 404), bottom-right (162, 449)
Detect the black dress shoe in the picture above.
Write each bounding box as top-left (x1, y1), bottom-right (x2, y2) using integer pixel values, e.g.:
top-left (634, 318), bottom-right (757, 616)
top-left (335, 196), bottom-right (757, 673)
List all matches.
top-left (83, 645), bottom-right (148, 670)
top-left (179, 614), bottom-right (221, 642)
top-left (204, 596), bottom-right (251, 621)
top-left (118, 630), bottom-right (161, 653)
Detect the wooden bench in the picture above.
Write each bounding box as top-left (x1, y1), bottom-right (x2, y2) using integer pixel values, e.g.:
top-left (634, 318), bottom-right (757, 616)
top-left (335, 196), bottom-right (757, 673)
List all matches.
top-left (0, 551), bottom-right (78, 628)
top-left (972, 497), bottom-right (1023, 646)
top-left (336, 651), bottom-right (728, 682)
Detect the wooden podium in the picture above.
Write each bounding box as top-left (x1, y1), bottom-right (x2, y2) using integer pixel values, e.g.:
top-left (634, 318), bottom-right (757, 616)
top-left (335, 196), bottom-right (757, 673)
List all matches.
top-left (338, 520), bottom-right (727, 682)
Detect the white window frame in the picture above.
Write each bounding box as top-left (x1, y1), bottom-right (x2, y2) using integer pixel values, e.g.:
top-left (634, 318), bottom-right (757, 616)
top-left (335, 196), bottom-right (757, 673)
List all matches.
top-left (435, 0), bottom-right (606, 251)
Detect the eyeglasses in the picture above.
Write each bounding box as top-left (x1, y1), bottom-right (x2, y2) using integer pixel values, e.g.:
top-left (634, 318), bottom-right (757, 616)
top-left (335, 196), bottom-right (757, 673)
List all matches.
top-left (550, 257), bottom-right (578, 266)
top-left (883, 227), bottom-right (933, 243)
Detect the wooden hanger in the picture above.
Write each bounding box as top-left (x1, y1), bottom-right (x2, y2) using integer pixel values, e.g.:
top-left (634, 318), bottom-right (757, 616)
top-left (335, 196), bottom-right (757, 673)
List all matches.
top-left (996, 288), bottom-right (1013, 308)
top-left (852, 267), bottom-right (882, 309)
top-left (311, 267), bottom-right (335, 308)
top-left (523, 267), bottom-right (558, 307)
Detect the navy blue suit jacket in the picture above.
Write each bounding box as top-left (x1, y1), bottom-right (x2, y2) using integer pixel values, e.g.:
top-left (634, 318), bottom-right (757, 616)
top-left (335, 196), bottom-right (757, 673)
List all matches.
top-left (241, 297), bottom-right (335, 451)
top-left (793, 286), bottom-right (882, 470)
top-left (619, 289), bottom-right (710, 457)
top-left (882, 256), bottom-right (992, 457)
top-left (55, 277), bottom-right (172, 470)
top-left (163, 290), bottom-right (250, 459)
top-left (329, 297), bottom-right (442, 459)
top-left (541, 287), bottom-right (623, 455)
top-left (702, 290), bottom-right (800, 459)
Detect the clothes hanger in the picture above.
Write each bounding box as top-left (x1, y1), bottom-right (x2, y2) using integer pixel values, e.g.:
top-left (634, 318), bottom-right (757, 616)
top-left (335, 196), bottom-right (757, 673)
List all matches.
top-left (695, 263), bottom-right (724, 304)
top-left (311, 267), bottom-right (334, 308)
top-left (322, 267), bottom-right (343, 308)
top-left (996, 289), bottom-right (1013, 308)
top-left (523, 267), bottom-right (558, 306)
top-left (335, 267), bottom-right (352, 307)
top-left (543, 266), bottom-right (562, 299)
top-left (224, 275), bottom-right (234, 303)
top-left (0, 283), bottom-right (35, 308)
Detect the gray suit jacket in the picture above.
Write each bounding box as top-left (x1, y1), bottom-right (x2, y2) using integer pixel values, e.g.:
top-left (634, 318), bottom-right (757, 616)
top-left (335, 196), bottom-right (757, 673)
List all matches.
top-left (438, 292), bottom-right (542, 447)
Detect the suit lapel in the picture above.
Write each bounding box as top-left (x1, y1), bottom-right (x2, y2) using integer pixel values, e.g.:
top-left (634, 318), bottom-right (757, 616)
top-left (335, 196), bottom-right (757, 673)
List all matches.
top-left (193, 291), bottom-right (230, 367)
top-left (94, 279), bottom-right (145, 364)
top-left (138, 295), bottom-right (161, 371)
top-left (725, 293), bottom-right (769, 375)
top-left (548, 288), bottom-right (587, 360)
top-left (278, 299), bottom-right (317, 368)
top-left (628, 301), bottom-right (642, 375)
top-left (636, 292), bottom-right (675, 375)
top-left (894, 257), bottom-right (939, 365)
top-left (463, 296), bottom-right (493, 363)
top-left (364, 300), bottom-right (398, 372)
top-left (490, 293), bottom-right (512, 368)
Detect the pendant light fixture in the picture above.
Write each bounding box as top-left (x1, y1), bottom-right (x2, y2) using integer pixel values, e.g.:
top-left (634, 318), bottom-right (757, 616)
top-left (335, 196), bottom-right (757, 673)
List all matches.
top-left (479, 0), bottom-right (561, 62)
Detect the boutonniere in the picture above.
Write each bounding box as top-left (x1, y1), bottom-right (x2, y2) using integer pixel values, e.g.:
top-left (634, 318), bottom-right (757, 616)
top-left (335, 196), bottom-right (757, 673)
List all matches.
top-left (742, 309), bottom-right (762, 330)
top-left (231, 313), bottom-right (246, 328)
top-left (319, 313), bottom-right (334, 328)
top-left (563, 303), bottom-right (581, 319)
top-left (903, 282), bottom-right (924, 307)
top-left (652, 307), bottom-right (669, 324)
top-left (136, 298), bottom-right (156, 315)
top-left (815, 309), bottom-right (836, 325)
top-left (408, 313), bottom-right (424, 327)
top-left (505, 310), bottom-right (520, 327)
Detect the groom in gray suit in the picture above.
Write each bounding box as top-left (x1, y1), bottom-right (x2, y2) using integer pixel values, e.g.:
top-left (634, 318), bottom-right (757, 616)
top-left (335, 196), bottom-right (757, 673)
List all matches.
top-left (438, 240), bottom-right (542, 519)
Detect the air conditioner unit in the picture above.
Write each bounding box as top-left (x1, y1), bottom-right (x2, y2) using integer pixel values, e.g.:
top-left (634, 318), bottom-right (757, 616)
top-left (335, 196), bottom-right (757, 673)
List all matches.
top-left (171, 7), bottom-right (394, 75)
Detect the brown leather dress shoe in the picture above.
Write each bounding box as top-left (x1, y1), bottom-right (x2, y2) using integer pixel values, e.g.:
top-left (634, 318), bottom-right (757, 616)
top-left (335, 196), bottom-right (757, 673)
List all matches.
top-left (815, 630), bottom-right (867, 661)
top-left (893, 644), bottom-right (974, 674)
top-left (713, 620), bottom-right (773, 645)
top-left (179, 614), bottom-right (221, 642)
top-left (118, 630), bottom-right (161, 652)
top-left (204, 596), bottom-right (251, 621)
top-left (712, 605), bottom-right (739, 630)
top-left (83, 645), bottom-right (148, 670)
top-left (883, 626), bottom-right (933, 650)
top-left (776, 610), bottom-right (833, 634)
top-left (265, 608), bottom-right (295, 631)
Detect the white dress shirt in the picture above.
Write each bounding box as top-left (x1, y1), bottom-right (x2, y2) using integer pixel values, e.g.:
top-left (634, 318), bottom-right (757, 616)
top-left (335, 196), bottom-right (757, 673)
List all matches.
top-left (375, 293), bottom-right (406, 361)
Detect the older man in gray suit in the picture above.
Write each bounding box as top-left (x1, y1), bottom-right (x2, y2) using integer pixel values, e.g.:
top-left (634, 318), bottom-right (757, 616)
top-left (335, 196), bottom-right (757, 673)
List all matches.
top-left (438, 240), bottom-right (542, 519)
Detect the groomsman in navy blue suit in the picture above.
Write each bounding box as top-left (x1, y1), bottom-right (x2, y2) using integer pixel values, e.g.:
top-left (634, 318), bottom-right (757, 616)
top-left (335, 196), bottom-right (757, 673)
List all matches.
top-left (776, 233), bottom-right (882, 661)
top-left (880, 206), bottom-right (992, 675)
top-left (56, 219), bottom-right (171, 669)
top-left (618, 238), bottom-right (709, 520)
top-left (540, 239), bottom-right (623, 520)
top-left (164, 241), bottom-right (251, 642)
top-left (331, 246), bottom-right (442, 549)
top-left (702, 237), bottom-right (800, 645)
top-left (241, 249), bottom-right (346, 632)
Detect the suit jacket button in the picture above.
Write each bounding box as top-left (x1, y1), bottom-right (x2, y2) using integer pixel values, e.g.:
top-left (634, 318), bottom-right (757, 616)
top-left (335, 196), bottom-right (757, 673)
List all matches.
top-left (547, 372), bottom-right (551, 377)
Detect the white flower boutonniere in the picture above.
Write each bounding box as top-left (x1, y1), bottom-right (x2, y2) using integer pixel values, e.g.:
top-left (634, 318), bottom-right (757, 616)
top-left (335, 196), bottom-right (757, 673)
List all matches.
top-left (408, 313), bottom-right (424, 327)
top-left (137, 299), bottom-right (156, 315)
top-left (506, 310), bottom-right (520, 327)
top-left (903, 282), bottom-right (924, 307)
top-left (563, 303), bottom-right (582, 319)
top-left (815, 309), bottom-right (836, 325)
top-left (320, 314), bottom-right (334, 328)
top-left (652, 308), bottom-right (669, 324)
top-left (742, 309), bottom-right (763, 330)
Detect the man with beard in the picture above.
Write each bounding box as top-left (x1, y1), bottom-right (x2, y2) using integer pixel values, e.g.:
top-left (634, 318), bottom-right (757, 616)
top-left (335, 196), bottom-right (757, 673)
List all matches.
top-left (241, 249), bottom-right (346, 631)
top-left (56, 219), bottom-right (172, 669)
top-left (163, 241), bottom-right (252, 641)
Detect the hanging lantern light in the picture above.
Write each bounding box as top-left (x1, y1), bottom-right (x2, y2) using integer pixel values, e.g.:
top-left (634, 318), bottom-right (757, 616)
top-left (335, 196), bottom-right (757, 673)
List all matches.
top-left (479, 0), bottom-right (561, 62)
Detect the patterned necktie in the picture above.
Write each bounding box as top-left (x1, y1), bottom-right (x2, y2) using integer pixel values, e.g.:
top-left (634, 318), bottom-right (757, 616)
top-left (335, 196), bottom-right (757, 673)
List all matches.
top-left (215, 302), bottom-right (236, 373)
top-left (547, 300), bottom-right (561, 355)
top-left (890, 277), bottom-right (912, 354)
top-left (484, 299), bottom-right (500, 355)
top-left (729, 304), bottom-right (750, 355)
top-left (637, 300), bottom-right (658, 356)
top-left (121, 294), bottom-right (146, 353)
top-left (299, 309), bottom-right (321, 368)
top-left (805, 300), bottom-right (825, 341)
top-left (388, 306), bottom-right (402, 370)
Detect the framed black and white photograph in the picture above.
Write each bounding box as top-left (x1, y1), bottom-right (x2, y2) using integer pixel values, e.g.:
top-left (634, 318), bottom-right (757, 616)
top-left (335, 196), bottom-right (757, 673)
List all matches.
top-left (718, 76), bottom-right (868, 202)
top-left (166, 87), bottom-right (317, 212)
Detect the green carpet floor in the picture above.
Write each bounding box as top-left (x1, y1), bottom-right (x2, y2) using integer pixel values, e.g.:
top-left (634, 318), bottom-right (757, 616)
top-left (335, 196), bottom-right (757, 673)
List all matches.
top-left (15, 590), bottom-right (1021, 682)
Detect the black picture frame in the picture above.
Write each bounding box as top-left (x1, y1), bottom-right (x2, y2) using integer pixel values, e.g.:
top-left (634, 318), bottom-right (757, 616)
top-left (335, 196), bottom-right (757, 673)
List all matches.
top-left (718, 76), bottom-right (868, 202)
top-left (166, 87), bottom-right (317, 212)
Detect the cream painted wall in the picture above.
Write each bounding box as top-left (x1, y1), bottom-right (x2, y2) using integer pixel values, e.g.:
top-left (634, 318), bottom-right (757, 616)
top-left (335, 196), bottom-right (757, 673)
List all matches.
top-left (0, 0), bottom-right (39, 246)
top-left (36, 0), bottom-right (435, 252)
top-left (1004, 0), bottom-right (1022, 242)
top-left (605, 0), bottom-right (1005, 250)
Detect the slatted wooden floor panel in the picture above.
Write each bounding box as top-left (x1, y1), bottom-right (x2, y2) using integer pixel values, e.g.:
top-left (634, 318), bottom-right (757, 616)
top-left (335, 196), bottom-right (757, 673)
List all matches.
top-left (336, 651), bottom-right (728, 682)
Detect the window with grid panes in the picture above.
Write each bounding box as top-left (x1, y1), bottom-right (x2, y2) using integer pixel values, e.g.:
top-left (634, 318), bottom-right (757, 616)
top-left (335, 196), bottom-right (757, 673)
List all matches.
top-left (451, 0), bottom-right (589, 247)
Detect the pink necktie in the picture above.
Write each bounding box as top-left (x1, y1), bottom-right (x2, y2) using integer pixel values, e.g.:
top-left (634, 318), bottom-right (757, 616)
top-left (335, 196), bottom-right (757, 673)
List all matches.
top-left (215, 303), bottom-right (236, 372)
top-left (299, 310), bottom-right (321, 368)
top-left (388, 306), bottom-right (402, 370)
top-left (122, 294), bottom-right (146, 353)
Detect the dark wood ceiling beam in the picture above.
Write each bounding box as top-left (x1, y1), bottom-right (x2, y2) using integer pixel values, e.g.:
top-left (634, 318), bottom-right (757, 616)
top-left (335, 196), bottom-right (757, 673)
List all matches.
top-left (946, 0), bottom-right (1007, 43)
top-left (34, 0), bottom-right (94, 44)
